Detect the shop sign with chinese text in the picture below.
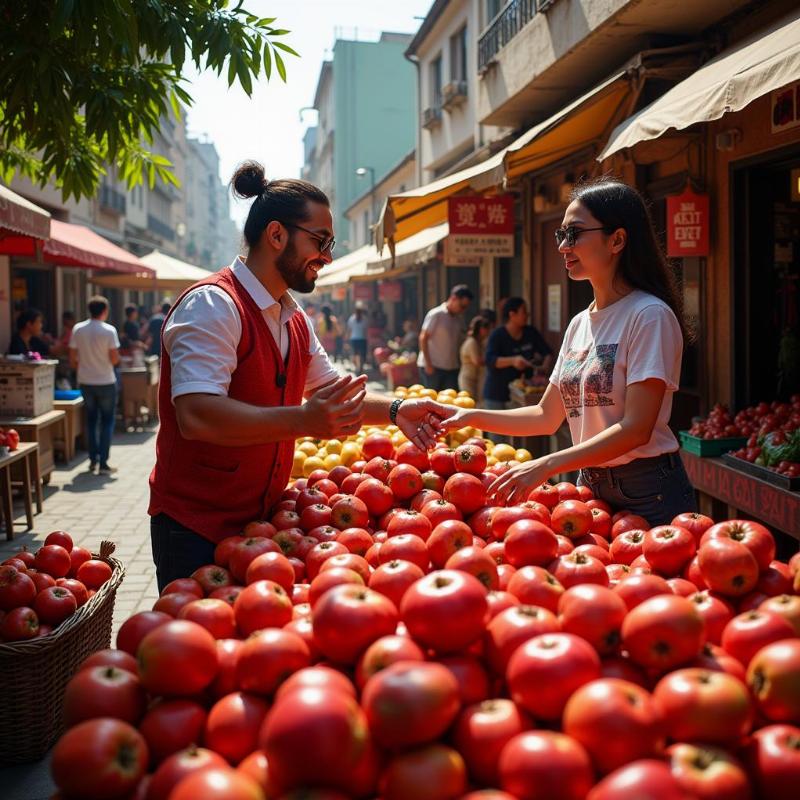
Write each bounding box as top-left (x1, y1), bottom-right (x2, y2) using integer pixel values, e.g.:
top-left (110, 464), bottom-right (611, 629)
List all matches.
top-left (447, 195), bottom-right (514, 259)
top-left (378, 280), bottom-right (402, 302)
top-left (666, 188), bottom-right (709, 257)
top-left (352, 283), bottom-right (373, 302)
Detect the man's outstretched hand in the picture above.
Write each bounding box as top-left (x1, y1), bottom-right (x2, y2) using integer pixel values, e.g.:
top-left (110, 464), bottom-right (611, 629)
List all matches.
top-left (395, 398), bottom-right (459, 451)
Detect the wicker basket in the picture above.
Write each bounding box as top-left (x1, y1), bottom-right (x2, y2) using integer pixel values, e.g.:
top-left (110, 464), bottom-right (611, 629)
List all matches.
top-left (0, 540), bottom-right (125, 764)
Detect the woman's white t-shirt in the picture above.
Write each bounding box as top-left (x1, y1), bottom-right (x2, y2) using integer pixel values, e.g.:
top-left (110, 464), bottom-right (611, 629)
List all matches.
top-left (549, 290), bottom-right (682, 467)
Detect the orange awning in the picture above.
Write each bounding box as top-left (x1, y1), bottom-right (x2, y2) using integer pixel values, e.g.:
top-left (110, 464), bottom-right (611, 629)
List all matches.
top-left (0, 219), bottom-right (153, 275)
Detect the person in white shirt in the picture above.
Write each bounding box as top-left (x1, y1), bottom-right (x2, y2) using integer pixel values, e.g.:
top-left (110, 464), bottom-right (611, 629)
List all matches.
top-left (439, 179), bottom-right (697, 526)
top-left (69, 296), bottom-right (121, 474)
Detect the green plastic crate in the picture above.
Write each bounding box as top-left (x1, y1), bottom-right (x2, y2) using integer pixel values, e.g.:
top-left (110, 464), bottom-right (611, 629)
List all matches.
top-left (679, 431), bottom-right (748, 457)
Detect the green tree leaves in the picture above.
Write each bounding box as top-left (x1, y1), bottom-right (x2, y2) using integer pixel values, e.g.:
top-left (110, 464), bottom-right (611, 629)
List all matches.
top-left (0, 1), bottom-right (298, 200)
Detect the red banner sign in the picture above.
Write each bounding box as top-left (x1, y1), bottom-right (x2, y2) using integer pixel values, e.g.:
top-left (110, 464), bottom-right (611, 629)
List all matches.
top-left (448, 195), bottom-right (514, 235)
top-left (378, 280), bottom-right (402, 302)
top-left (666, 188), bottom-right (709, 257)
top-left (352, 283), bottom-right (373, 302)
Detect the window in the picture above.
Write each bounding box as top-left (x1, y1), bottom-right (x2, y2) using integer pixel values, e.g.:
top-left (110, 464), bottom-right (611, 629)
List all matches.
top-left (430, 54), bottom-right (443, 108)
top-left (450, 26), bottom-right (468, 82)
top-left (363, 210), bottom-right (370, 245)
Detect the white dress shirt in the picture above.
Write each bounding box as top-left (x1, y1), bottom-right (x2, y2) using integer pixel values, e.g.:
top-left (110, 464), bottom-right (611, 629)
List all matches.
top-left (163, 257), bottom-right (339, 401)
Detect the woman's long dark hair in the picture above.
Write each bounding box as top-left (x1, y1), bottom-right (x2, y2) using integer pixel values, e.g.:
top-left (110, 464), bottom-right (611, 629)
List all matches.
top-left (570, 179), bottom-right (689, 341)
top-left (467, 315), bottom-right (488, 339)
top-left (321, 305), bottom-right (333, 331)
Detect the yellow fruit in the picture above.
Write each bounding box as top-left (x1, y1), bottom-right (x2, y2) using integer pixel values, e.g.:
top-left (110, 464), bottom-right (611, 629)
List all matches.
top-left (409, 384), bottom-right (424, 392)
top-left (457, 390), bottom-right (471, 397)
top-left (453, 396), bottom-right (475, 409)
top-left (492, 443), bottom-right (516, 462)
top-left (439, 389), bottom-right (457, 398)
top-left (298, 441), bottom-right (318, 457)
top-left (292, 450), bottom-right (307, 477)
top-left (340, 442), bottom-right (361, 466)
top-left (323, 453), bottom-right (342, 469)
top-left (420, 388), bottom-right (437, 399)
top-left (515, 449), bottom-right (532, 463)
top-left (302, 456), bottom-right (325, 476)
top-left (487, 455), bottom-right (498, 466)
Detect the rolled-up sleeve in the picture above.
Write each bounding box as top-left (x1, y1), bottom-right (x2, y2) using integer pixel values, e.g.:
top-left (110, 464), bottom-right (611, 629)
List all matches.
top-left (163, 287), bottom-right (242, 400)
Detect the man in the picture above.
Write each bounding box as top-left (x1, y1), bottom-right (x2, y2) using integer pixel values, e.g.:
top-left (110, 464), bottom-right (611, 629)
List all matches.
top-left (122, 304), bottom-right (143, 349)
top-left (146, 301), bottom-right (171, 357)
top-left (148, 162), bottom-right (451, 590)
top-left (8, 309), bottom-right (50, 356)
top-left (69, 296), bottom-right (121, 474)
top-left (417, 284), bottom-right (474, 392)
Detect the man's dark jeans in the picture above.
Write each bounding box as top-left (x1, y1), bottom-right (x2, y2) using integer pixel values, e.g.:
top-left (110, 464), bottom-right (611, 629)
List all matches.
top-left (80, 383), bottom-right (117, 466)
top-left (424, 367), bottom-right (460, 392)
top-left (150, 513), bottom-right (217, 592)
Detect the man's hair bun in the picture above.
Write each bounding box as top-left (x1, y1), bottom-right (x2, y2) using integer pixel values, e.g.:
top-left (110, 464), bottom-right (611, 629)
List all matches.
top-left (231, 161), bottom-right (268, 199)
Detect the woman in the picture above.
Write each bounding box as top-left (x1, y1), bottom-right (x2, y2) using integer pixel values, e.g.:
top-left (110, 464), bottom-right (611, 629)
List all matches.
top-left (316, 305), bottom-right (341, 357)
top-left (459, 315), bottom-right (490, 402)
top-left (8, 308), bottom-right (50, 356)
top-left (346, 303), bottom-right (369, 373)
top-left (438, 179), bottom-right (697, 526)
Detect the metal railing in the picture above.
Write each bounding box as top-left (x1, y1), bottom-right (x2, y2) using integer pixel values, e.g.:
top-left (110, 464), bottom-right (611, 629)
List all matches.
top-left (147, 214), bottom-right (175, 241)
top-left (478, 0), bottom-right (543, 71)
top-left (99, 185), bottom-right (126, 215)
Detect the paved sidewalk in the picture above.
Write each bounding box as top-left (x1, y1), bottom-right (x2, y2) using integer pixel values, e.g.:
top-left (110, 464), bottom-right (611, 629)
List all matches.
top-left (0, 427), bottom-right (160, 800)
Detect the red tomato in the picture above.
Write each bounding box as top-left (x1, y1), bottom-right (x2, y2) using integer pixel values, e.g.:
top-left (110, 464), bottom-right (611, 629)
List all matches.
top-left (612, 572), bottom-right (672, 610)
top-left (0, 605), bottom-right (39, 640)
top-left (589, 507), bottom-right (613, 539)
top-left (387, 509), bottom-right (432, 541)
top-left (410, 489), bottom-right (442, 512)
top-left (587, 759), bottom-right (690, 800)
top-left (430, 447), bottom-right (457, 477)
top-left (507, 632), bottom-right (601, 720)
top-left (563, 677), bottom-right (664, 774)
top-left (79, 648), bottom-right (138, 675)
top-left (242, 520), bottom-right (277, 538)
top-left (503, 519), bottom-right (558, 568)
top-left (63, 664), bottom-right (147, 727)
top-left (671, 512), bottom-right (715, 542)
top-left (170, 767), bottom-right (264, 799)
top-left (722, 609), bottom-right (795, 666)
top-left (643, 525), bottom-right (697, 576)
top-left (115, 610), bottom-right (171, 654)
top-left (191, 564), bottom-right (235, 594)
top-left (67, 545), bottom-right (92, 578)
top-left (438, 653), bottom-right (491, 705)
top-left (453, 444), bottom-right (487, 475)
top-left (305, 541), bottom-right (349, 580)
top-left (76, 558), bottom-right (113, 590)
top-left (757, 561), bottom-right (794, 596)
top-left (746, 724), bottom-right (800, 800)
top-left (44, 530), bottom-right (73, 551)
top-left (550, 500), bottom-right (593, 540)
top-left (355, 634), bottom-right (425, 689)
top-left (234, 579), bottom-right (293, 635)
top-left (309, 566), bottom-right (364, 607)
top-left (654, 667), bottom-right (753, 745)
top-left (354, 477), bottom-right (394, 517)
top-left (550, 551), bottom-right (609, 589)
top-left (260, 686), bottom-right (371, 794)
top-left (276, 665), bottom-right (356, 702)
top-left (611, 514), bottom-right (650, 539)
top-left (692, 642), bottom-right (747, 681)
top-left (396, 441), bottom-right (431, 471)
top-left (689, 590), bottom-right (734, 644)
top-left (362, 432), bottom-right (394, 460)
top-left (667, 576), bottom-right (698, 597)
top-left (228, 537), bottom-right (281, 583)
top-left (400, 569), bottom-right (488, 654)
top-left (139, 699), bottom-right (207, 766)
top-left (491, 505), bottom-right (548, 540)
top-left (759, 593), bottom-right (800, 635)
top-left (558, 584), bottom-right (628, 656)
top-left (34, 585), bottom-right (77, 625)
top-left (445, 545), bottom-right (499, 589)
top-left (485, 604), bottom-right (560, 674)
top-left (361, 660), bottom-right (460, 749)
top-left (161, 577), bottom-right (204, 598)
top-left (368, 559), bottom-right (425, 608)
top-left (204, 691), bottom-right (270, 765)
top-left (499, 730), bottom-right (594, 800)
top-left (178, 598), bottom-right (237, 639)
top-left (379, 744), bottom-right (467, 800)
top-left (153, 590), bottom-right (203, 618)
top-left (666, 742), bottom-right (751, 800)
top-left (379, 534), bottom-right (429, 571)
top-left (702, 519), bottom-right (776, 572)
top-left (137, 620), bottom-right (219, 697)
top-left (0, 565), bottom-right (36, 610)
top-left (698, 538), bottom-right (760, 597)
top-left (387, 463), bottom-right (424, 499)
top-left (505, 565), bottom-right (564, 612)
top-left (50, 718), bottom-right (148, 800)
top-left (528, 482), bottom-right (559, 509)
top-left (335, 526), bottom-right (373, 556)
top-left (443, 472), bottom-right (487, 515)
top-left (427, 519), bottom-right (473, 568)
top-left (148, 746), bottom-right (229, 800)
top-left (747, 639), bottom-right (800, 722)
top-left (34, 544), bottom-right (71, 578)
top-left (236, 750), bottom-right (270, 792)
top-left (236, 628), bottom-right (311, 694)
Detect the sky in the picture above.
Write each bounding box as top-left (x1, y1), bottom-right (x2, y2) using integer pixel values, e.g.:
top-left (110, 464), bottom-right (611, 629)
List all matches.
top-left (183, 0), bottom-right (434, 226)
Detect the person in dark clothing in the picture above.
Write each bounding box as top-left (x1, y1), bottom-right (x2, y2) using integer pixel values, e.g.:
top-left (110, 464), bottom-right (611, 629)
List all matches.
top-left (483, 297), bottom-right (552, 408)
top-left (146, 301), bottom-right (172, 357)
top-left (8, 308), bottom-right (50, 357)
top-left (122, 305), bottom-right (142, 349)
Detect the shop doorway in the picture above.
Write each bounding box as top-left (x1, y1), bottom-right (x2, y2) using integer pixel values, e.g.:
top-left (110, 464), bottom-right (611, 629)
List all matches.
top-left (733, 146), bottom-right (800, 406)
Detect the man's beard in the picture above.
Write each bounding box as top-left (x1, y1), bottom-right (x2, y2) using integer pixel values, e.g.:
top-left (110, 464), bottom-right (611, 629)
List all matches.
top-left (277, 238), bottom-right (319, 294)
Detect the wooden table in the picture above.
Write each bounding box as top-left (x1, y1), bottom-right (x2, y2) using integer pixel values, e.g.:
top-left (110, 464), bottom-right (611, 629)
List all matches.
top-left (0, 442), bottom-right (42, 540)
top-left (681, 449), bottom-right (800, 540)
top-left (0, 410), bottom-right (67, 484)
top-left (53, 397), bottom-right (85, 462)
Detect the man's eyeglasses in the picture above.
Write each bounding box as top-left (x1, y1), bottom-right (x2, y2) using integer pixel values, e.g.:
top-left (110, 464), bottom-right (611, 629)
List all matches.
top-left (554, 225), bottom-right (609, 248)
top-left (283, 222), bottom-right (336, 254)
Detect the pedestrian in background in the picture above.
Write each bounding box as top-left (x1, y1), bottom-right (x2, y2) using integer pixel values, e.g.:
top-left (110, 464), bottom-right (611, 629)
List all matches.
top-left (346, 302), bottom-right (369, 373)
top-left (480, 307), bottom-right (497, 330)
top-left (146, 301), bottom-right (171, 358)
top-left (417, 284), bottom-right (473, 391)
top-left (459, 315), bottom-right (490, 402)
top-left (8, 308), bottom-right (50, 356)
top-left (316, 305), bottom-right (342, 357)
top-left (69, 296), bottom-right (121, 474)
top-left (122, 304), bottom-right (144, 351)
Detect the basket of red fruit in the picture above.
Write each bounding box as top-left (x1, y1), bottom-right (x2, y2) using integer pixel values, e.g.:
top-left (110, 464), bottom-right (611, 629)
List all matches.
top-left (0, 537), bottom-right (125, 763)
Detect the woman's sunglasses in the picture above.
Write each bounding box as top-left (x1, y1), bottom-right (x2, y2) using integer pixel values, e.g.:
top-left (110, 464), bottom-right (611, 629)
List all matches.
top-left (554, 225), bottom-right (609, 248)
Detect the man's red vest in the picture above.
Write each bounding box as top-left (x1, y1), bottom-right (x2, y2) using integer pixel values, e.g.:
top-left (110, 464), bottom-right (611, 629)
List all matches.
top-left (148, 266), bottom-right (311, 542)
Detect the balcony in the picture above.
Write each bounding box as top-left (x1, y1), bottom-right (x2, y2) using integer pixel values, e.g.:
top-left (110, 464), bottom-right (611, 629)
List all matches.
top-left (478, 0), bottom-right (541, 72)
top-left (422, 105), bottom-right (443, 130)
top-left (147, 214), bottom-right (175, 241)
top-left (442, 81), bottom-right (468, 111)
top-left (99, 185), bottom-right (126, 215)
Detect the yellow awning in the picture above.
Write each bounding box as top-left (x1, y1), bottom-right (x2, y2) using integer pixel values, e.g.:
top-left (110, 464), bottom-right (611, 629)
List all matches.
top-left (600, 9), bottom-right (800, 160)
top-left (313, 244), bottom-right (376, 290)
top-left (91, 250), bottom-right (213, 290)
top-left (366, 222), bottom-right (448, 273)
top-left (377, 71), bottom-right (633, 249)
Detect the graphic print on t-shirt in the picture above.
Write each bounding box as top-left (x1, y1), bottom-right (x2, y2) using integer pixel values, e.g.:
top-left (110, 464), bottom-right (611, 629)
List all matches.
top-left (559, 343), bottom-right (618, 418)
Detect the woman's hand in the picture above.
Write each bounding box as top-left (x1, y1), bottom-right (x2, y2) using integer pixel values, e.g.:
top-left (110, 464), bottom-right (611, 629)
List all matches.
top-left (396, 399), bottom-right (459, 451)
top-left (488, 457), bottom-right (555, 505)
top-left (434, 407), bottom-right (475, 436)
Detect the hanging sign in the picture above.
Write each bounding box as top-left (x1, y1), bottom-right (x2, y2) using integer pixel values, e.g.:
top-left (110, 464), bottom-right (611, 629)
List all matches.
top-left (352, 282), bottom-right (373, 302)
top-left (771, 81), bottom-right (800, 133)
top-left (447, 195), bottom-right (515, 258)
top-left (666, 188), bottom-right (709, 257)
top-left (331, 286), bottom-right (346, 301)
top-left (378, 280), bottom-right (402, 302)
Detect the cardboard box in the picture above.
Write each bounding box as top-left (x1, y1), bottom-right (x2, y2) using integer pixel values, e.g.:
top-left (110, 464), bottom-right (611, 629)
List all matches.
top-left (0, 359), bottom-right (57, 418)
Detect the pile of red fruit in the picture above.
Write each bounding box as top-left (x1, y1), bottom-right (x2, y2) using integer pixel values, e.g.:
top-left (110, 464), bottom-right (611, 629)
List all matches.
top-left (689, 399), bottom-right (800, 441)
top-left (0, 426), bottom-right (20, 451)
top-left (0, 532), bottom-right (113, 641)
top-left (48, 436), bottom-right (800, 800)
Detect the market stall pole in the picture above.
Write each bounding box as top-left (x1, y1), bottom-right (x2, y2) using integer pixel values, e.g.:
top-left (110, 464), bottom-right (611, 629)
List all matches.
top-left (0, 441), bottom-right (41, 539)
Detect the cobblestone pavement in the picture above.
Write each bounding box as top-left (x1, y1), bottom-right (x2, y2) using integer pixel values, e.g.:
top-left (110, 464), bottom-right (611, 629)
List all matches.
top-left (0, 426), bottom-right (160, 800)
